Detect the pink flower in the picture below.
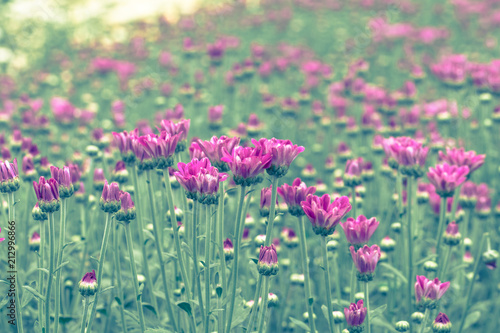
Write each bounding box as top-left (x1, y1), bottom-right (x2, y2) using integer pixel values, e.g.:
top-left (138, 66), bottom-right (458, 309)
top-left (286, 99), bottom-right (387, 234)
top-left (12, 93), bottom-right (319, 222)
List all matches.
top-left (112, 129), bottom-right (139, 164)
top-left (0, 228), bottom-right (4, 242)
top-left (221, 146), bottom-right (272, 186)
top-left (260, 185), bottom-right (279, 217)
top-left (301, 194), bottom-right (352, 236)
top-left (341, 215), bottom-right (379, 246)
top-left (383, 136), bottom-right (429, 177)
top-left (427, 163), bottom-right (469, 197)
top-left (251, 138), bottom-right (304, 178)
top-left (344, 300), bottom-right (367, 327)
top-left (174, 158), bottom-right (211, 196)
top-left (277, 178), bottom-right (317, 216)
top-left (438, 147), bottom-right (485, 175)
top-left (159, 119), bottom-right (191, 152)
top-left (51, 97), bottom-right (76, 124)
top-left (139, 132), bottom-right (180, 169)
top-left (257, 244), bottom-right (279, 276)
top-left (344, 157), bottom-right (364, 187)
top-left (415, 275), bottom-right (450, 308)
top-left (195, 136), bottom-right (240, 172)
top-left (0, 159), bottom-right (20, 193)
top-left (33, 177), bottom-right (60, 213)
top-left (432, 313), bottom-right (452, 332)
top-left (350, 244), bottom-right (381, 280)
top-left (50, 166), bottom-right (73, 198)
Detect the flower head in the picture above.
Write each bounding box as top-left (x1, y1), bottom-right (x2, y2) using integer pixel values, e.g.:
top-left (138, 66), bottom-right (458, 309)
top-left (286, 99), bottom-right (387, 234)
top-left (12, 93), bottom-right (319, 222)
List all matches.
top-left (0, 159), bottom-right (20, 193)
top-left (259, 185), bottom-right (279, 217)
top-left (415, 275), bottom-right (450, 309)
top-left (100, 181), bottom-right (122, 213)
top-left (277, 178), bottom-right (317, 216)
top-left (427, 163), bottom-right (469, 197)
top-left (341, 215), bottom-right (379, 247)
top-left (443, 221), bottom-right (461, 246)
top-left (257, 244), bottom-right (279, 276)
top-left (432, 313), bottom-right (451, 333)
top-left (344, 300), bottom-right (367, 328)
top-left (343, 157), bottom-right (364, 187)
top-left (383, 137), bottom-right (429, 177)
top-left (350, 244), bottom-right (381, 281)
top-left (115, 192), bottom-right (136, 222)
top-left (438, 147), bottom-right (485, 176)
top-left (50, 166), bottom-right (73, 198)
top-left (33, 177), bottom-right (60, 213)
top-left (112, 129), bottom-right (139, 165)
top-left (221, 146), bottom-right (272, 186)
top-left (159, 119), bottom-right (191, 152)
top-left (301, 194), bottom-right (352, 236)
top-left (79, 270), bottom-right (97, 297)
top-left (223, 238), bottom-right (234, 261)
top-left (22, 155), bottom-right (37, 182)
top-left (195, 136), bottom-right (240, 172)
top-left (139, 131), bottom-right (180, 169)
top-left (29, 231), bottom-right (41, 252)
top-left (251, 138), bottom-right (304, 178)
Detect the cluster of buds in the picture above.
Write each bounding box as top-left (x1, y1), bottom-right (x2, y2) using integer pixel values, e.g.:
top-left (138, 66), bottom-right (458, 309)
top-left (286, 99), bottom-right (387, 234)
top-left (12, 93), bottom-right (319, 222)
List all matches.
top-left (257, 244), bottom-right (279, 276)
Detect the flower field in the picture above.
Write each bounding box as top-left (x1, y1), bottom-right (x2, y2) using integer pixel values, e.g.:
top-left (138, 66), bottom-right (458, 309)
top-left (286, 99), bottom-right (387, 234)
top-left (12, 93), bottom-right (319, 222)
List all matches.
top-left (0, 0), bottom-right (499, 332)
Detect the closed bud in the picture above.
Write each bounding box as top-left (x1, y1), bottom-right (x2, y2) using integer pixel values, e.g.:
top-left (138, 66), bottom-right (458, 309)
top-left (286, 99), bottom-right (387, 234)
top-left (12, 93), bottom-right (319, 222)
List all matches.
top-left (254, 234), bottom-right (266, 247)
top-left (432, 313), bottom-right (451, 333)
top-left (395, 321), bottom-right (410, 332)
top-left (332, 311), bottom-right (345, 324)
top-left (424, 261), bottom-right (438, 273)
top-left (290, 273), bottom-right (305, 286)
top-left (79, 270), bottom-right (97, 297)
top-left (411, 312), bottom-right (425, 324)
top-left (327, 239), bottom-right (339, 252)
top-left (85, 145), bottom-right (100, 157)
top-left (463, 238), bottom-right (472, 250)
top-left (378, 284), bottom-right (389, 296)
top-left (391, 222), bottom-right (402, 233)
top-left (29, 232), bottom-right (41, 252)
top-left (482, 249), bottom-right (499, 270)
top-left (380, 236), bottom-right (396, 252)
top-left (268, 293), bottom-right (279, 307)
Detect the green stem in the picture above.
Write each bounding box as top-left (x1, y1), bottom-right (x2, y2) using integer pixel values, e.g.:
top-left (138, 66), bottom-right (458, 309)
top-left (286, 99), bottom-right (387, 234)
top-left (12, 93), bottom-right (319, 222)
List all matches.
top-left (87, 213), bottom-right (112, 332)
top-left (458, 233), bottom-right (488, 333)
top-left (38, 220), bottom-right (45, 331)
top-left (332, 253), bottom-right (342, 303)
top-left (351, 186), bottom-right (357, 219)
top-left (349, 263), bottom-right (356, 303)
top-left (146, 170), bottom-right (180, 332)
top-left (246, 275), bottom-right (263, 332)
top-left (438, 246), bottom-right (452, 280)
top-left (114, 223), bottom-right (129, 333)
top-left (418, 308), bottom-right (429, 333)
top-left (192, 201), bottom-right (206, 321)
top-left (264, 177), bottom-right (279, 246)
top-left (321, 236), bottom-right (335, 333)
top-left (225, 185), bottom-right (247, 332)
top-left (45, 212), bottom-right (56, 333)
top-left (79, 297), bottom-right (90, 333)
top-left (296, 216), bottom-right (316, 332)
top-left (8, 193), bottom-right (24, 333)
top-left (436, 197), bottom-right (447, 259)
top-left (130, 166), bottom-right (158, 313)
top-left (257, 276), bottom-right (270, 333)
top-left (205, 205), bottom-right (212, 333)
top-left (364, 282), bottom-right (371, 333)
top-left (406, 177), bottom-right (413, 322)
top-left (54, 198), bottom-right (67, 333)
top-left (125, 223), bottom-right (146, 332)
top-left (217, 182), bottom-right (227, 331)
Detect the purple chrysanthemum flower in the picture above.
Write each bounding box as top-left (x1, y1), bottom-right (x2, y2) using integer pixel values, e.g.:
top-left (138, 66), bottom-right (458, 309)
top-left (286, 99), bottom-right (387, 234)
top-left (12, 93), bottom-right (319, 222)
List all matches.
top-left (341, 215), bottom-right (379, 247)
top-left (301, 194), bottom-right (352, 236)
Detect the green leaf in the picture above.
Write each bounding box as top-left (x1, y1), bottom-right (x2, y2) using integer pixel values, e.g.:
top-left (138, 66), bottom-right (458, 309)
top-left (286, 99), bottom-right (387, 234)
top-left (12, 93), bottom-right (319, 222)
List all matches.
top-left (230, 298), bottom-right (251, 329)
top-left (54, 261), bottom-right (70, 274)
top-left (35, 268), bottom-right (49, 275)
top-left (123, 309), bottom-right (140, 324)
top-left (98, 286), bottom-right (114, 295)
top-left (62, 241), bottom-right (77, 251)
top-left (58, 315), bottom-right (75, 324)
top-left (181, 242), bottom-right (194, 259)
top-left (143, 303), bottom-right (158, 318)
top-left (23, 286), bottom-right (45, 302)
top-left (321, 304), bottom-right (330, 321)
top-left (308, 297), bottom-right (314, 306)
top-left (114, 296), bottom-right (121, 305)
top-left (369, 304), bottom-right (387, 319)
top-left (372, 317), bottom-right (399, 333)
top-left (0, 297), bottom-right (9, 308)
top-left (289, 316), bottom-right (310, 331)
top-left (21, 286), bottom-right (35, 308)
top-left (249, 258), bottom-right (258, 265)
top-left (34, 320), bottom-right (43, 333)
top-left (216, 286), bottom-right (223, 298)
top-left (177, 301), bottom-right (192, 316)
top-left (463, 310), bottom-right (481, 330)
top-left (379, 263), bottom-right (407, 284)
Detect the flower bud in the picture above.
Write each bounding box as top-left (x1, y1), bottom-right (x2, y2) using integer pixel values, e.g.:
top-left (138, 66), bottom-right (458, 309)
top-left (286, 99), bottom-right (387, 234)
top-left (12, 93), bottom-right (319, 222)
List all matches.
top-left (32, 203), bottom-right (48, 221)
top-left (424, 261), bottom-right (438, 273)
top-left (391, 222), bottom-right (402, 233)
top-left (395, 321), bottom-right (410, 332)
top-left (432, 313), bottom-right (451, 333)
top-left (411, 312), bottom-right (425, 324)
top-left (223, 238), bottom-right (234, 261)
top-left (257, 245), bottom-right (279, 276)
top-left (327, 239), bottom-right (339, 252)
top-left (380, 236), bottom-right (396, 252)
top-left (79, 270), bottom-right (97, 297)
top-left (332, 311), bottom-right (344, 324)
top-left (482, 248), bottom-right (499, 270)
top-left (29, 232), bottom-right (41, 252)
top-left (443, 221), bottom-right (461, 246)
top-left (268, 293), bottom-right (279, 307)
top-left (290, 273), bottom-right (305, 286)
top-left (254, 234), bottom-right (266, 247)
